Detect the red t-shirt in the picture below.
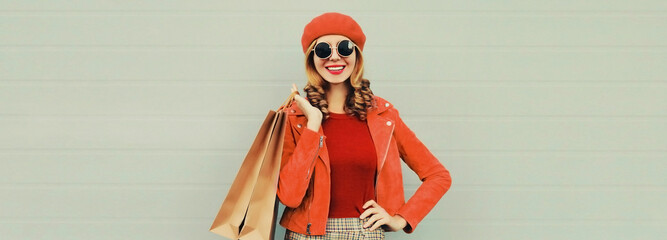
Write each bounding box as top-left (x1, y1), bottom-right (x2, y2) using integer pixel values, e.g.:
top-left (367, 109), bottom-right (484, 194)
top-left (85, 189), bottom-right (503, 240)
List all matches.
top-left (322, 112), bottom-right (377, 218)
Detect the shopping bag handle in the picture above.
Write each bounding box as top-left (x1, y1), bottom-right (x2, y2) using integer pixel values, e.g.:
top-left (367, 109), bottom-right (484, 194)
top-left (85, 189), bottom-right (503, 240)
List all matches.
top-left (277, 91), bottom-right (298, 112)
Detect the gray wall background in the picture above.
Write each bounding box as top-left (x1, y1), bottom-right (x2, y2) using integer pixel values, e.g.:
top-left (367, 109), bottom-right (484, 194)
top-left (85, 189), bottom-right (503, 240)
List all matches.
top-left (1, 1), bottom-right (665, 239)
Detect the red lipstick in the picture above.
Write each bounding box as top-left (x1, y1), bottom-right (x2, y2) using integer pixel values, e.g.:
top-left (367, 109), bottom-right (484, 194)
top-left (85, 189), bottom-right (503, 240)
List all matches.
top-left (325, 65), bottom-right (345, 75)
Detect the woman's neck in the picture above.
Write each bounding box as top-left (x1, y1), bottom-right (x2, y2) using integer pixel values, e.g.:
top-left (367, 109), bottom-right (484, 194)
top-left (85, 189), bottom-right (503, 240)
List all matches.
top-left (326, 82), bottom-right (348, 114)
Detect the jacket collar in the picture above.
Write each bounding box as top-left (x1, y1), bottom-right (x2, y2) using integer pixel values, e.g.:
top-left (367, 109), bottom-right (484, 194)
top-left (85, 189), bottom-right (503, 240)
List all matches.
top-left (365, 97), bottom-right (394, 174)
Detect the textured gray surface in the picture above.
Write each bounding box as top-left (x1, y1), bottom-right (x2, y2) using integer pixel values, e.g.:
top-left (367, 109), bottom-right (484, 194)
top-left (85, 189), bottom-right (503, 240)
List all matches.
top-left (1, 1), bottom-right (665, 239)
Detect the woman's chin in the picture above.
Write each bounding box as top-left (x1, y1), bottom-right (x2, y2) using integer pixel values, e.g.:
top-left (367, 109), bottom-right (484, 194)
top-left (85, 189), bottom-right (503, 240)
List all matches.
top-left (322, 75), bottom-right (352, 84)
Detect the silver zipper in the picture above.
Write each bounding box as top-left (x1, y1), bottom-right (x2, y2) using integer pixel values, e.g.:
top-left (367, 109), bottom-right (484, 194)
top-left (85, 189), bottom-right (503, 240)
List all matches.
top-left (306, 135), bottom-right (324, 235)
top-left (374, 173), bottom-right (379, 201)
top-left (305, 136), bottom-right (324, 180)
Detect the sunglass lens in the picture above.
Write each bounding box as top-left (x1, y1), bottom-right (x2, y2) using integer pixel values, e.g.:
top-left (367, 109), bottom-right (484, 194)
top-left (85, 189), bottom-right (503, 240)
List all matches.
top-left (338, 40), bottom-right (354, 57)
top-left (314, 42), bottom-right (332, 58)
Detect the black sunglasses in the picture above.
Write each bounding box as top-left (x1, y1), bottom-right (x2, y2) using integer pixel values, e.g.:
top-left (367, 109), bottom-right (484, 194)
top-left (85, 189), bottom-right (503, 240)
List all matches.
top-left (313, 40), bottom-right (356, 59)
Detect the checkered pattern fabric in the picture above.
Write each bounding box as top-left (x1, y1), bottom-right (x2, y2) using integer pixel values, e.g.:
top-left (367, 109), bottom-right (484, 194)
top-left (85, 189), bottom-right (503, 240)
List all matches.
top-left (285, 218), bottom-right (385, 240)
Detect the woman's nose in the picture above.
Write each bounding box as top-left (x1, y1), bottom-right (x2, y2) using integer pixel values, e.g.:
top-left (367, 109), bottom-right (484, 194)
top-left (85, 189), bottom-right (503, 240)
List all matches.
top-left (329, 50), bottom-right (341, 61)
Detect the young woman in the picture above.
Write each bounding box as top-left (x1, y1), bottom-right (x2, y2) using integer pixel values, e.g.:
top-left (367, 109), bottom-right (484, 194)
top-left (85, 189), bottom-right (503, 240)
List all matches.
top-left (277, 12), bottom-right (452, 239)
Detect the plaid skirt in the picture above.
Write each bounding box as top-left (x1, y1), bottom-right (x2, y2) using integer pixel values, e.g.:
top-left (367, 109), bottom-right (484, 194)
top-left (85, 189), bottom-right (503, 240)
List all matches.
top-left (285, 218), bottom-right (385, 240)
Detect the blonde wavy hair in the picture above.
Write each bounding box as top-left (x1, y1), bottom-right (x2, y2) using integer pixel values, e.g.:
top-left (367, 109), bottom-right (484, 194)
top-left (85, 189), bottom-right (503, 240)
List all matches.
top-left (303, 40), bottom-right (375, 121)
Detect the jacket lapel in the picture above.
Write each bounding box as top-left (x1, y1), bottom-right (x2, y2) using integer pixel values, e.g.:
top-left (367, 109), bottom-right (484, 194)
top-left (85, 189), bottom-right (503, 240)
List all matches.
top-left (367, 105), bottom-right (394, 174)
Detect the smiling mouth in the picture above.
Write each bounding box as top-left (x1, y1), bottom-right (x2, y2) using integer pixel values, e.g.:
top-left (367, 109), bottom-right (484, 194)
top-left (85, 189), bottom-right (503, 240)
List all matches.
top-left (326, 66), bottom-right (345, 71)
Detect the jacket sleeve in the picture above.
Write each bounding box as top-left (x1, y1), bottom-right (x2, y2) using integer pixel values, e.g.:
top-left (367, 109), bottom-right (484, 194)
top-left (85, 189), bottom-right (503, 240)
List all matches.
top-left (276, 116), bottom-right (325, 208)
top-left (391, 108), bottom-right (452, 233)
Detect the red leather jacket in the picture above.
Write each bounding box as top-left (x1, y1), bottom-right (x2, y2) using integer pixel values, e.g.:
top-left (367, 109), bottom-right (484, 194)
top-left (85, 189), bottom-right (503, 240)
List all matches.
top-left (277, 96), bottom-right (451, 236)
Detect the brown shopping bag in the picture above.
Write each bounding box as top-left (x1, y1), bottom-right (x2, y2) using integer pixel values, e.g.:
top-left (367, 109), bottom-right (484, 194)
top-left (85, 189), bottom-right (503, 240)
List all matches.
top-left (210, 93), bottom-right (295, 240)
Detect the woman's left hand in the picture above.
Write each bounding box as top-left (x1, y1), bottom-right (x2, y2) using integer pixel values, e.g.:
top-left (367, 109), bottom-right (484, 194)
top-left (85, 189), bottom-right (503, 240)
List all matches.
top-left (359, 200), bottom-right (407, 232)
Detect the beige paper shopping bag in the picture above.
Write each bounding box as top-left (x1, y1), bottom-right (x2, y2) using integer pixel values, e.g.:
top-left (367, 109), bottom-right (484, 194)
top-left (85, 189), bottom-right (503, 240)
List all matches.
top-left (210, 93), bottom-right (295, 240)
top-left (209, 111), bottom-right (279, 239)
top-left (238, 110), bottom-right (286, 240)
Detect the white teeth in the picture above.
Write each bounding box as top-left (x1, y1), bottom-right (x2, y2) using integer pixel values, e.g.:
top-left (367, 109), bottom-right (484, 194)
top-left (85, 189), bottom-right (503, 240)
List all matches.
top-left (326, 66), bottom-right (344, 71)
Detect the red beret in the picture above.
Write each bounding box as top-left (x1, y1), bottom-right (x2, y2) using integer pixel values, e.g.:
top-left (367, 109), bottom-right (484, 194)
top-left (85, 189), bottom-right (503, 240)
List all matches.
top-left (301, 12), bottom-right (366, 53)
